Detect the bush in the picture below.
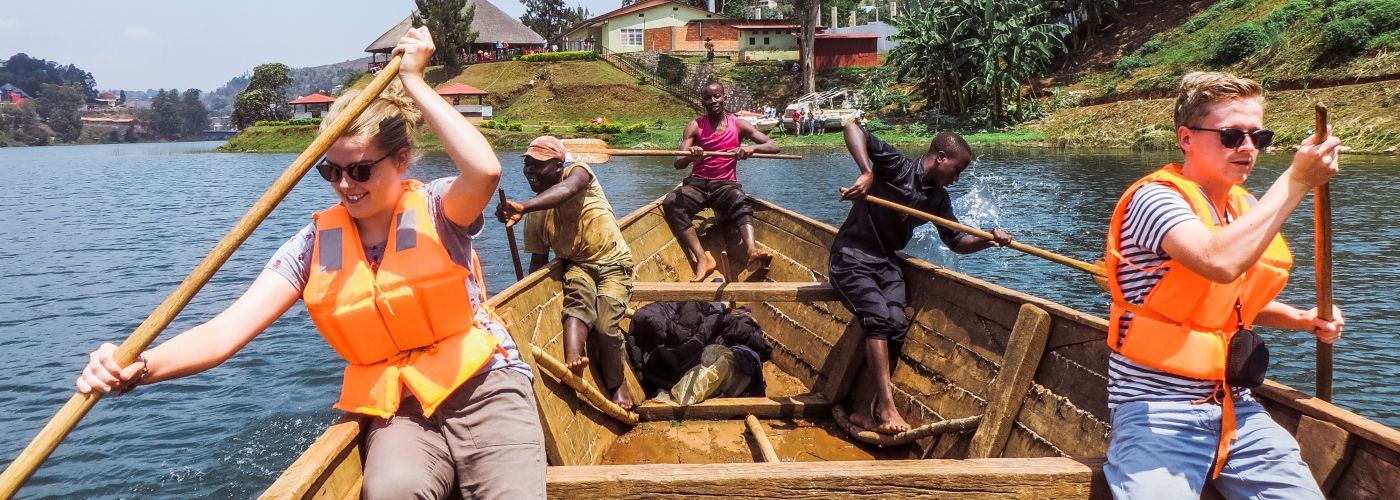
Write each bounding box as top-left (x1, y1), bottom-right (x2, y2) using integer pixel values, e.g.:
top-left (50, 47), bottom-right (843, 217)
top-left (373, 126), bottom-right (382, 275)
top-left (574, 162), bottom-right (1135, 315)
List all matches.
top-left (572, 122), bottom-right (624, 133)
top-left (1321, 18), bottom-right (1376, 55)
top-left (1370, 31), bottom-right (1400, 50)
top-left (1318, 0), bottom-right (1400, 55)
top-left (288, 117), bottom-right (321, 126)
top-left (539, 124), bottom-right (552, 134)
top-left (480, 119), bottom-right (501, 130)
top-left (1263, 0), bottom-right (1315, 33)
top-left (1114, 55), bottom-right (1152, 76)
top-left (624, 122), bottom-right (648, 133)
top-left (1138, 39), bottom-right (1164, 55)
top-left (1212, 24), bottom-right (1269, 65)
top-left (517, 50), bottom-right (596, 63)
top-left (1328, 0), bottom-right (1400, 32)
top-left (863, 118), bottom-right (894, 132)
top-left (507, 122), bottom-right (523, 131)
top-left (1183, 10), bottom-right (1220, 33)
top-left (254, 120), bottom-right (288, 127)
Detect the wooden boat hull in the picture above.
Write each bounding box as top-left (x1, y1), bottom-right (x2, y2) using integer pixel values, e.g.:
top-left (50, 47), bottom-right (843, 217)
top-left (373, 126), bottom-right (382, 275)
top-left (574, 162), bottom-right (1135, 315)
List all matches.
top-left (262, 197), bottom-right (1400, 499)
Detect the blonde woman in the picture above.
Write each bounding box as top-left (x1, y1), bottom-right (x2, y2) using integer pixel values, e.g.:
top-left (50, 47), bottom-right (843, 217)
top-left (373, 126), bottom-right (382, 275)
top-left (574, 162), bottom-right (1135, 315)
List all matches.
top-left (75, 28), bottom-right (545, 498)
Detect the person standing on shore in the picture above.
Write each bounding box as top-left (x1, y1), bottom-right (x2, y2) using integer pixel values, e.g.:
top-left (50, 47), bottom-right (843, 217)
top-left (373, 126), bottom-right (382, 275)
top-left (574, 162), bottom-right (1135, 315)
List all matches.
top-left (664, 82), bottom-right (780, 280)
top-left (496, 136), bottom-right (637, 410)
top-left (1102, 71), bottom-right (1343, 499)
top-left (832, 120), bottom-right (1013, 434)
top-left (74, 27), bottom-right (546, 498)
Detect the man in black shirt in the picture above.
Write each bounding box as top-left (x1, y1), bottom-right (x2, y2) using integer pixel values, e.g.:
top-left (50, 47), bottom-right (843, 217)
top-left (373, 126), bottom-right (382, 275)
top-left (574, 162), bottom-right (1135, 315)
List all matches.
top-left (833, 120), bottom-right (1013, 434)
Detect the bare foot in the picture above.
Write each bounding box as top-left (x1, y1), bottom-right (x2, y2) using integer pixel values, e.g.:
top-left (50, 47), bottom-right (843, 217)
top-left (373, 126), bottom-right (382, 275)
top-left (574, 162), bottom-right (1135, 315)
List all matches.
top-left (611, 385), bottom-right (635, 410)
top-left (849, 404), bottom-right (879, 432)
top-left (872, 401), bottom-right (911, 435)
top-left (689, 253), bottom-right (717, 282)
top-left (745, 249), bottom-right (773, 273)
top-left (564, 329), bottom-right (590, 375)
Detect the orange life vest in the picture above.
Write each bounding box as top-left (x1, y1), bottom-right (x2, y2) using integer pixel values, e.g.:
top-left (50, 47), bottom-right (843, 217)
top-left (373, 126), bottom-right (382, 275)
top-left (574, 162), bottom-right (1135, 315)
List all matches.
top-left (304, 180), bottom-right (504, 418)
top-left (1104, 163), bottom-right (1293, 476)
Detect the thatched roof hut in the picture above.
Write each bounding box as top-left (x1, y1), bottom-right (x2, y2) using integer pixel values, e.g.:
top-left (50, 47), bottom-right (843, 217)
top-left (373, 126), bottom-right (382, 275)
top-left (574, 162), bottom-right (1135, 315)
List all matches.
top-left (364, 0), bottom-right (545, 54)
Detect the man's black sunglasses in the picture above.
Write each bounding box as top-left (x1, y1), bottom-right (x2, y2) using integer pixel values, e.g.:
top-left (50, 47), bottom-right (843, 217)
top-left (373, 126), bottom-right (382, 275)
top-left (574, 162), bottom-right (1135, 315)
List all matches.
top-left (1187, 127), bottom-right (1274, 150)
top-left (315, 151), bottom-right (397, 183)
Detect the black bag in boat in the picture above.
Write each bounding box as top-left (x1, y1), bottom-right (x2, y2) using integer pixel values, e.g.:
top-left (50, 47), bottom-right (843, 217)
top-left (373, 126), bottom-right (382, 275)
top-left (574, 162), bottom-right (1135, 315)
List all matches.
top-left (1225, 328), bottom-right (1269, 389)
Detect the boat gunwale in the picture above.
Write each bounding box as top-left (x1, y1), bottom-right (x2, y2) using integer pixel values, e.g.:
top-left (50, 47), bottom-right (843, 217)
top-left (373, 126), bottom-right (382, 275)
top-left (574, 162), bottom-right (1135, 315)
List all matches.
top-left (261, 195), bottom-right (1400, 498)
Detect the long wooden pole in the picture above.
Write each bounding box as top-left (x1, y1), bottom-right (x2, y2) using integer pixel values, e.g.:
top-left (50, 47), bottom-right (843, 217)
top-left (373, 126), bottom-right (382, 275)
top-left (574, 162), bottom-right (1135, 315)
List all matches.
top-left (1314, 103), bottom-right (1335, 402)
top-left (586, 149), bottom-right (803, 160)
top-left (859, 195), bottom-right (1106, 278)
top-left (497, 189), bottom-right (525, 280)
top-left (529, 344), bottom-right (639, 425)
top-left (0, 57), bottom-right (404, 500)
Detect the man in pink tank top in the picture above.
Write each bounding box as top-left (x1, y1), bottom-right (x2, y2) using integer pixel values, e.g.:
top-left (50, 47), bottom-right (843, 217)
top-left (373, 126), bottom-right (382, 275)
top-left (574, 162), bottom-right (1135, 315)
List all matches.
top-left (663, 82), bottom-right (780, 281)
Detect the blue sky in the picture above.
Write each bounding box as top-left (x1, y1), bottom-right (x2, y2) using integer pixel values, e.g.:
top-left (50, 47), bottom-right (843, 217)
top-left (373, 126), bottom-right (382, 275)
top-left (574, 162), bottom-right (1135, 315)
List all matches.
top-left (0, 0), bottom-right (613, 92)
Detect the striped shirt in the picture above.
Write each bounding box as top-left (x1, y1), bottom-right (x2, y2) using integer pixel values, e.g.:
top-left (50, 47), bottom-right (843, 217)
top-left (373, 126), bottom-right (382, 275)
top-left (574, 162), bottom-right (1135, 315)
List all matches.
top-left (1107, 183), bottom-right (1246, 407)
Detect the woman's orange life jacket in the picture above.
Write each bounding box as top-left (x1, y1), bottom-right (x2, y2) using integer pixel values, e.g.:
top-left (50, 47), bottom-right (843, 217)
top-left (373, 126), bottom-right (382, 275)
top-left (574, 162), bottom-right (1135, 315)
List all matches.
top-left (304, 180), bottom-right (505, 418)
top-left (1104, 163), bottom-right (1293, 476)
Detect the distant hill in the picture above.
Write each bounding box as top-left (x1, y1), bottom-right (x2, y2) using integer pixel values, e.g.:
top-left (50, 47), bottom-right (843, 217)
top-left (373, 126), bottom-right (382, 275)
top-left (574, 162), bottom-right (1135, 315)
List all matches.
top-left (204, 57), bottom-right (372, 116)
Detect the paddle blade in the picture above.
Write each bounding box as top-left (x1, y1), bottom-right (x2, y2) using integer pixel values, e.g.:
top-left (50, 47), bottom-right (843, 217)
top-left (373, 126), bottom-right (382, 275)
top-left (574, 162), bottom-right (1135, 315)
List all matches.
top-left (560, 138), bottom-right (612, 164)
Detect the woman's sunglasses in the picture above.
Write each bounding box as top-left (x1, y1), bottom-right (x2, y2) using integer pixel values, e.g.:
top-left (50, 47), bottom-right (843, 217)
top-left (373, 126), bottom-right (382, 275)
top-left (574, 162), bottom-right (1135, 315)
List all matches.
top-left (315, 151), bottom-right (397, 183)
top-left (1187, 127), bottom-right (1274, 150)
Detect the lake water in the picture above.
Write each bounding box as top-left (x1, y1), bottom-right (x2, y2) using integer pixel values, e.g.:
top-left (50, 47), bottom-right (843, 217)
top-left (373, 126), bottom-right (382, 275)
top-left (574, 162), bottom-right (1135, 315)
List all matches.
top-left (1, 141), bottom-right (1396, 498)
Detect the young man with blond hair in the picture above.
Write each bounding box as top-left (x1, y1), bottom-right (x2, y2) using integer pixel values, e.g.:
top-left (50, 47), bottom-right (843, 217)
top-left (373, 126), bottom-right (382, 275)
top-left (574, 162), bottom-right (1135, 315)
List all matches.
top-left (1102, 71), bottom-right (1343, 498)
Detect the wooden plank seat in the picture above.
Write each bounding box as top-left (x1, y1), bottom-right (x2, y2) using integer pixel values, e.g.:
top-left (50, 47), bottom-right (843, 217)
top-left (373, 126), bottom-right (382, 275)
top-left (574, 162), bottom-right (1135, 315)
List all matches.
top-left (636, 395), bottom-right (832, 422)
top-left (631, 282), bottom-right (839, 302)
top-left (546, 458), bottom-right (1108, 498)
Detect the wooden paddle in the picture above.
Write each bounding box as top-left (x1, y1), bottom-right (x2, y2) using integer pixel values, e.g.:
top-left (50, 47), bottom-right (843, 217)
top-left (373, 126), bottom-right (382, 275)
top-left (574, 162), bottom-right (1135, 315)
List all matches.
top-left (858, 194), bottom-right (1107, 279)
top-left (497, 189), bottom-right (525, 280)
top-left (560, 138), bottom-right (802, 164)
top-left (0, 56), bottom-right (404, 499)
top-left (1314, 103), bottom-right (1336, 402)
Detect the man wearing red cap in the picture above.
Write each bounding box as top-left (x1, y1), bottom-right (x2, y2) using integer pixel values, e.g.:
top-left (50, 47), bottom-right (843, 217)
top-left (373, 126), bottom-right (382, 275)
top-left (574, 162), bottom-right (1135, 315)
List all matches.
top-left (496, 136), bottom-right (637, 409)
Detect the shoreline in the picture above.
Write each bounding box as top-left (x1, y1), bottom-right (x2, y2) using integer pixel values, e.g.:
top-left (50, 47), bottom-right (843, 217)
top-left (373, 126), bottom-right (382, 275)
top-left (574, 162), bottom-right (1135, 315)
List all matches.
top-left (212, 123), bottom-right (1400, 155)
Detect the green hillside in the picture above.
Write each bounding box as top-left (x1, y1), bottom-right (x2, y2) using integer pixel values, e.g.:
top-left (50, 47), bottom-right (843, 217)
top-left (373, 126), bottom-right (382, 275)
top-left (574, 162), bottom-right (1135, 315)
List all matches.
top-left (446, 60), bottom-right (696, 125)
top-left (1031, 0), bottom-right (1400, 152)
top-left (1071, 0), bottom-right (1400, 101)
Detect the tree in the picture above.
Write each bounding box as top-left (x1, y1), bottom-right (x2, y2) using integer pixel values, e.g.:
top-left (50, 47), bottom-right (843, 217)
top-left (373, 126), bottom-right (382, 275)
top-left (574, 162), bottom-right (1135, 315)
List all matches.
top-left (889, 2), bottom-right (971, 116)
top-left (118, 90), bottom-right (127, 105)
top-left (0, 102), bottom-right (48, 145)
top-left (413, 0), bottom-right (479, 68)
top-left (144, 89), bottom-right (184, 140)
top-left (0, 53), bottom-right (97, 99)
top-left (887, 0), bottom-right (1066, 126)
top-left (954, 0), bottom-right (1065, 125)
top-left (230, 63), bottom-right (293, 129)
top-left (35, 83), bottom-right (84, 142)
top-left (181, 89), bottom-right (209, 137)
top-left (796, 0), bottom-right (820, 94)
top-left (521, 0), bottom-right (569, 44)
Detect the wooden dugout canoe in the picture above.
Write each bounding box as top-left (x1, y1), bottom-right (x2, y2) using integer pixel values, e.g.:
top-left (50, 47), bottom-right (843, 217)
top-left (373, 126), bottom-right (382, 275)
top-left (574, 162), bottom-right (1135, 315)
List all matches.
top-left (262, 197), bottom-right (1400, 499)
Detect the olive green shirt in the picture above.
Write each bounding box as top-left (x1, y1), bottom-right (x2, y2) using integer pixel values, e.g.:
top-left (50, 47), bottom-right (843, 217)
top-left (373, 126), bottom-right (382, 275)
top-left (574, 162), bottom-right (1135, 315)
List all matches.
top-left (523, 163), bottom-right (633, 266)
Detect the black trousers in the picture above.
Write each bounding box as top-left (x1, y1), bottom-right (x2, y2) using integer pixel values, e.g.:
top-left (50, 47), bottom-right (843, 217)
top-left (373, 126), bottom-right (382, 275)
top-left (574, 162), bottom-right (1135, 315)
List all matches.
top-left (828, 248), bottom-right (908, 359)
top-left (662, 177), bottom-right (754, 234)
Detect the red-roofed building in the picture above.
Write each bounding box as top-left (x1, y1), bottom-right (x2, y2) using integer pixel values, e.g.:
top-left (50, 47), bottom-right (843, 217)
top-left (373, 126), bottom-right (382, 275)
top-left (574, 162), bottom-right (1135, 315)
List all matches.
top-left (0, 84), bottom-right (28, 105)
top-left (89, 91), bottom-right (120, 109)
top-left (436, 83), bottom-right (492, 121)
top-left (289, 93), bottom-right (336, 119)
top-left (560, 0), bottom-right (795, 54)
